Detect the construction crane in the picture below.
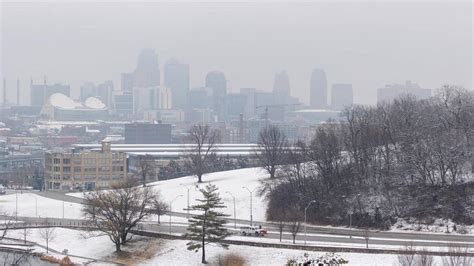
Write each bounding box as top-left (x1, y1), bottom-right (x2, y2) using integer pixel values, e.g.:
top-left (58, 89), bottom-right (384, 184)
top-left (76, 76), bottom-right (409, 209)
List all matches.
top-left (255, 103), bottom-right (301, 127)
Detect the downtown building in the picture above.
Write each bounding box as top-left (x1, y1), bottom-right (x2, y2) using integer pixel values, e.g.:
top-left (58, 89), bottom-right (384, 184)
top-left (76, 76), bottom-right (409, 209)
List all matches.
top-left (310, 69), bottom-right (328, 109)
top-left (44, 141), bottom-right (127, 191)
top-left (331, 83), bottom-right (353, 110)
top-left (377, 80), bottom-right (431, 103)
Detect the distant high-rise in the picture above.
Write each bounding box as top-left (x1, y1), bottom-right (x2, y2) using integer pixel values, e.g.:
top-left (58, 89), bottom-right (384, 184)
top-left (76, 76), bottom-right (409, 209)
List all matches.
top-left (205, 71), bottom-right (227, 121)
top-left (377, 81), bottom-right (431, 103)
top-left (310, 69), bottom-right (327, 109)
top-left (273, 71), bottom-right (291, 105)
top-left (164, 58), bottom-right (189, 110)
top-left (121, 73), bottom-right (134, 91)
top-left (331, 83), bottom-right (353, 110)
top-left (133, 49), bottom-right (160, 88)
top-left (80, 81), bottom-right (114, 108)
top-left (30, 81), bottom-right (70, 107)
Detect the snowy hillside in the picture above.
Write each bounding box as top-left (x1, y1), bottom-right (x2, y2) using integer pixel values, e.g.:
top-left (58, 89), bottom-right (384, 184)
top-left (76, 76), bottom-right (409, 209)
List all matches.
top-left (148, 167), bottom-right (270, 222)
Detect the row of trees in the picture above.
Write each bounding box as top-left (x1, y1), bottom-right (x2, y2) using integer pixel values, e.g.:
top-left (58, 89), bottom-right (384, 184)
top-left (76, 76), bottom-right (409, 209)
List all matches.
top-left (260, 86), bottom-right (474, 228)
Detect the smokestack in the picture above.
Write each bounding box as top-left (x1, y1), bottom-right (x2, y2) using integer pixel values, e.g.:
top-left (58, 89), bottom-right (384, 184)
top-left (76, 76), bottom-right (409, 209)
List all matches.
top-left (16, 78), bottom-right (20, 105)
top-left (3, 79), bottom-right (6, 106)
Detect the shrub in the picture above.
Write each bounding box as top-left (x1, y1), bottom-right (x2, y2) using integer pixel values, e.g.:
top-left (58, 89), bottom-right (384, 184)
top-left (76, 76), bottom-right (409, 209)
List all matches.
top-left (216, 253), bottom-right (247, 266)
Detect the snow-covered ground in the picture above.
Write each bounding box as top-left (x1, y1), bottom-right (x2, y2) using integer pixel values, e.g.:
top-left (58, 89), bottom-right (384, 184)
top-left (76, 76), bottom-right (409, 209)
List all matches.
top-left (0, 192), bottom-right (83, 219)
top-left (392, 218), bottom-right (473, 235)
top-left (147, 167), bottom-right (269, 222)
top-left (3, 228), bottom-right (453, 266)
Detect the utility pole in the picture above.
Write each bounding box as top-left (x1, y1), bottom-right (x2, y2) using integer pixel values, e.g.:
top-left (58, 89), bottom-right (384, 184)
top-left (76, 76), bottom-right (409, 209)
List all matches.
top-left (242, 186), bottom-right (256, 227)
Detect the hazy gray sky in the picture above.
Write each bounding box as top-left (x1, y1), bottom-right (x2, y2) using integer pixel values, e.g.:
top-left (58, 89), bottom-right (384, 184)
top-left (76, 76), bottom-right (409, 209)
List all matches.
top-left (1, 1), bottom-right (472, 105)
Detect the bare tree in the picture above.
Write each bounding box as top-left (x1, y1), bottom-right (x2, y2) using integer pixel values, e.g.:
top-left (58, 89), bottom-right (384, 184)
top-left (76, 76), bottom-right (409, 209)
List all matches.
top-left (442, 243), bottom-right (472, 266)
top-left (184, 124), bottom-right (220, 183)
top-left (136, 154), bottom-right (155, 187)
top-left (255, 125), bottom-right (287, 179)
top-left (363, 228), bottom-right (370, 248)
top-left (289, 220), bottom-right (301, 244)
top-left (83, 178), bottom-right (156, 252)
top-left (0, 212), bottom-right (14, 241)
top-left (397, 243), bottom-right (416, 266)
top-left (153, 192), bottom-right (169, 224)
top-left (39, 222), bottom-right (56, 254)
top-left (1, 248), bottom-right (33, 266)
top-left (416, 249), bottom-right (434, 266)
top-left (286, 205), bottom-right (302, 244)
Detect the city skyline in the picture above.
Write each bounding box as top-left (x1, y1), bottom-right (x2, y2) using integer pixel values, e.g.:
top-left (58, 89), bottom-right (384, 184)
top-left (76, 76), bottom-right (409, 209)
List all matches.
top-left (1, 1), bottom-right (472, 106)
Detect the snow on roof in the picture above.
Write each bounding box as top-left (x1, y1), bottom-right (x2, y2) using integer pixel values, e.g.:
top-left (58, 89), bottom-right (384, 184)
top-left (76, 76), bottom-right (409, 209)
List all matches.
top-left (295, 109), bottom-right (340, 113)
top-left (84, 97), bottom-right (106, 109)
top-left (49, 93), bottom-right (76, 109)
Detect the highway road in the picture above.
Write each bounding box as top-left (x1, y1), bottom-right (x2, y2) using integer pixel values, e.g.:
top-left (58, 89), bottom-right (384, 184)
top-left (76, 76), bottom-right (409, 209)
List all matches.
top-left (34, 191), bottom-right (474, 247)
top-left (6, 213), bottom-right (474, 250)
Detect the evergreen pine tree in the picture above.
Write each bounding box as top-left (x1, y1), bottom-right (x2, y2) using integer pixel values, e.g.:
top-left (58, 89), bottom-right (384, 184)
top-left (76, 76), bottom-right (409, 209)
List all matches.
top-left (185, 184), bottom-right (231, 264)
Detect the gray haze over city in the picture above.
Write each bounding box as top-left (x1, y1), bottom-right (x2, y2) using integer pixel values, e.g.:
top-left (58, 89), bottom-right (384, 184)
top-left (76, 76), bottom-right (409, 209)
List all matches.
top-left (1, 1), bottom-right (472, 105)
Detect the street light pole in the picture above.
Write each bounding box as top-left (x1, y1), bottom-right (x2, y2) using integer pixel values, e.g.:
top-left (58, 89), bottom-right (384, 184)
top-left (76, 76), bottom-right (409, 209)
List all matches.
top-left (242, 186), bottom-right (256, 227)
top-left (226, 191), bottom-right (236, 229)
top-left (15, 191), bottom-right (18, 221)
top-left (304, 200), bottom-right (316, 246)
top-left (180, 184), bottom-right (191, 218)
top-left (62, 200), bottom-right (65, 219)
top-left (169, 195), bottom-right (183, 234)
top-left (349, 212), bottom-right (352, 239)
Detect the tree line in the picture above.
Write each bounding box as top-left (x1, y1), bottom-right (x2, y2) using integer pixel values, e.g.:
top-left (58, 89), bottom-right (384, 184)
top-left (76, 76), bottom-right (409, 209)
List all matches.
top-left (261, 86), bottom-right (474, 229)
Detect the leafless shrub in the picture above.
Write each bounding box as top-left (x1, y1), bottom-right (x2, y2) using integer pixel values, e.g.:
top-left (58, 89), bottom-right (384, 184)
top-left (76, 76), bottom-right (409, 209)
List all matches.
top-left (416, 249), bottom-right (434, 266)
top-left (442, 243), bottom-right (472, 266)
top-left (397, 242), bottom-right (416, 266)
top-left (216, 253), bottom-right (247, 266)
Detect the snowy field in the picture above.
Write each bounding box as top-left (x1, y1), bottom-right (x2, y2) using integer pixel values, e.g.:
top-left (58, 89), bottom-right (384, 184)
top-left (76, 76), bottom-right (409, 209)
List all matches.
top-left (0, 192), bottom-right (83, 219)
top-left (3, 228), bottom-right (452, 266)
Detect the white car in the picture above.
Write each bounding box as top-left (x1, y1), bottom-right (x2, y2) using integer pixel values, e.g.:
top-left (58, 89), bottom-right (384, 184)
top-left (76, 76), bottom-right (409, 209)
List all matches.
top-left (0, 185), bottom-right (6, 195)
top-left (239, 226), bottom-right (267, 237)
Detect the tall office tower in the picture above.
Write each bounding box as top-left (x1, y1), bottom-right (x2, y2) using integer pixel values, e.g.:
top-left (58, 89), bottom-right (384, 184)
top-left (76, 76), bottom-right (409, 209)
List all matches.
top-left (331, 83), bottom-right (353, 110)
top-left (121, 73), bottom-right (134, 91)
top-left (273, 70), bottom-right (290, 104)
top-left (377, 80), bottom-right (431, 103)
top-left (205, 71), bottom-right (227, 121)
top-left (133, 49), bottom-right (160, 88)
top-left (310, 69), bottom-right (328, 109)
top-left (30, 82), bottom-right (70, 106)
top-left (164, 58), bottom-right (189, 110)
top-left (132, 86), bottom-right (172, 117)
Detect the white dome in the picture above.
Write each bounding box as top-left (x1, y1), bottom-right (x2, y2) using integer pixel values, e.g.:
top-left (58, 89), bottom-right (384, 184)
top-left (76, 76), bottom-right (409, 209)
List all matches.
top-left (84, 97), bottom-right (106, 109)
top-left (49, 93), bottom-right (76, 109)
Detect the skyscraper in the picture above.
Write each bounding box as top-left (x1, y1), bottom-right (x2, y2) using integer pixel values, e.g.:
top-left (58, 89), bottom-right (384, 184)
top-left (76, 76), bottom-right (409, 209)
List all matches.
top-left (273, 71), bottom-right (290, 104)
top-left (310, 69), bottom-right (327, 109)
top-left (205, 71), bottom-right (227, 121)
top-left (164, 58), bottom-right (189, 110)
top-left (331, 83), bottom-right (353, 110)
top-left (133, 49), bottom-right (160, 88)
